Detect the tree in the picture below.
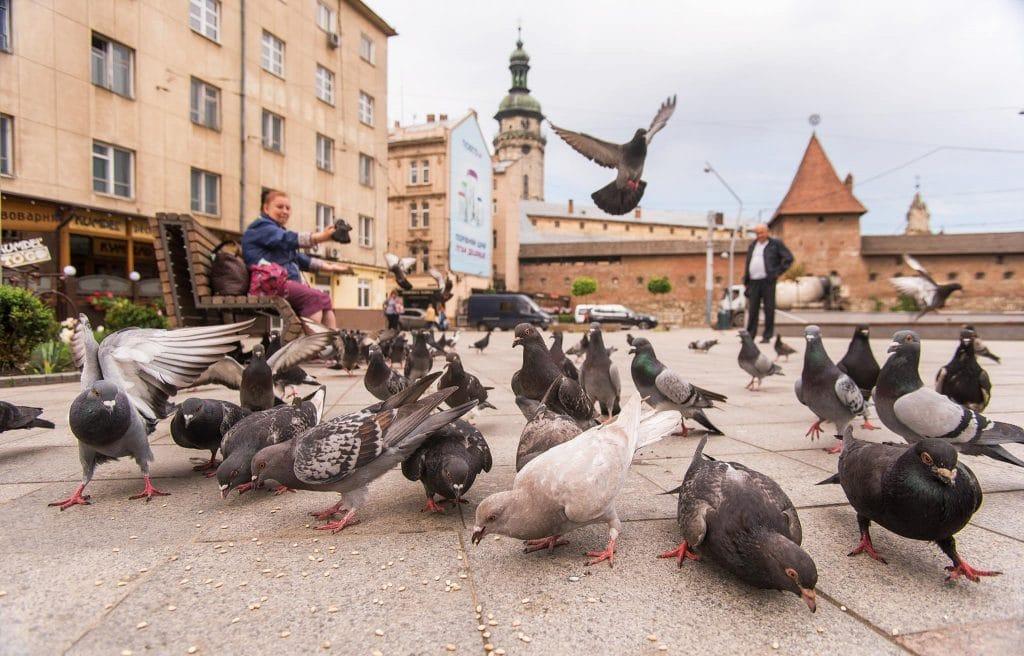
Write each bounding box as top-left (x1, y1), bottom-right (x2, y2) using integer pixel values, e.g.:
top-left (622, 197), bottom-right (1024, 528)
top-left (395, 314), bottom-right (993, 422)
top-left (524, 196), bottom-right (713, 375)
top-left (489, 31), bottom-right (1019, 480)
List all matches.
top-left (571, 276), bottom-right (597, 297)
top-left (647, 276), bottom-right (672, 295)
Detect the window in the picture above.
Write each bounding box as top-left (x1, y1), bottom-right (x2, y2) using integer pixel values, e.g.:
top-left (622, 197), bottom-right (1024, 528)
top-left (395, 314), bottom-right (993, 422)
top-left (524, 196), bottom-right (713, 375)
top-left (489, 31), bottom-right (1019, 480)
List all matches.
top-left (189, 0), bottom-right (220, 41)
top-left (409, 203), bottom-right (418, 228)
top-left (357, 279), bottom-right (371, 308)
top-left (996, 255), bottom-right (1004, 265)
top-left (261, 110), bottom-right (284, 152)
top-left (91, 34), bottom-right (133, 97)
top-left (190, 78), bottom-right (220, 129)
top-left (315, 65), bottom-right (335, 105)
top-left (975, 271), bottom-right (985, 280)
top-left (868, 272), bottom-right (878, 282)
top-left (420, 246), bottom-right (429, 272)
top-left (0, 0), bottom-right (10, 52)
top-left (359, 33), bottom-right (376, 64)
top-left (316, 2), bottom-right (336, 33)
top-left (409, 161), bottom-right (418, 185)
top-left (316, 203), bottom-right (334, 232)
top-left (636, 276), bottom-right (644, 285)
top-left (947, 272), bottom-right (958, 281)
top-left (421, 201), bottom-right (430, 227)
top-left (1004, 270), bottom-right (1015, 280)
top-left (687, 275), bottom-right (696, 285)
top-left (358, 153), bottom-right (374, 187)
top-left (522, 174), bottom-right (529, 199)
top-left (316, 133), bottom-right (333, 172)
top-left (261, 31), bottom-right (285, 77)
top-left (358, 215), bottom-right (373, 248)
top-left (0, 114), bottom-right (12, 176)
top-left (554, 220), bottom-right (560, 228)
top-left (190, 168), bottom-right (220, 215)
top-left (358, 91), bottom-right (375, 126)
top-left (92, 142), bottom-right (133, 198)
top-left (421, 159), bottom-right (430, 184)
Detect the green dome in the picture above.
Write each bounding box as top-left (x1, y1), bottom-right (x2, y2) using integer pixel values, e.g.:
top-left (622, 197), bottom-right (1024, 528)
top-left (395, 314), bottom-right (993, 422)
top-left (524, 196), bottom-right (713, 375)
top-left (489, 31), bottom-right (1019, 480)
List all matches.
top-left (510, 40), bottom-right (529, 63)
top-left (498, 92), bottom-right (542, 115)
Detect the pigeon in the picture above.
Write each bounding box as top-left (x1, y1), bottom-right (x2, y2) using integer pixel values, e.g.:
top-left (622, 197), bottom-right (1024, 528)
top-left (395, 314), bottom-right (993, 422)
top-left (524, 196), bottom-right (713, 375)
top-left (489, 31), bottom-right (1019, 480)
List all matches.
top-left (365, 344), bottom-right (412, 401)
top-left (50, 315), bottom-right (253, 510)
top-left (773, 335), bottom-right (797, 362)
top-left (688, 339), bottom-right (718, 354)
top-left (404, 331), bottom-right (433, 381)
top-left (471, 393), bottom-right (680, 566)
top-left (629, 336), bottom-right (725, 436)
top-left (550, 95), bottom-right (677, 215)
top-left (471, 329), bottom-right (492, 354)
top-left (0, 401), bottom-right (55, 432)
top-left (328, 331), bottom-right (361, 375)
top-left (819, 428), bottom-right (999, 583)
top-left (170, 398), bottom-right (250, 475)
top-left (387, 333), bottom-right (408, 367)
top-left (511, 323), bottom-right (595, 424)
top-left (516, 380), bottom-right (592, 471)
top-left (252, 388), bottom-right (476, 532)
top-left (192, 332), bottom-right (336, 409)
top-left (402, 418), bottom-right (492, 512)
top-left (438, 352), bottom-right (496, 410)
top-left (889, 253), bottom-right (962, 319)
top-left (836, 324), bottom-right (881, 431)
top-left (964, 324), bottom-right (1000, 364)
top-left (427, 268), bottom-right (455, 304)
top-left (565, 334), bottom-right (588, 359)
top-left (660, 435), bottom-right (818, 612)
top-left (875, 330), bottom-right (1024, 468)
top-left (737, 330), bottom-right (784, 390)
top-left (215, 386), bottom-right (326, 497)
top-left (794, 326), bottom-right (871, 454)
top-left (549, 332), bottom-right (568, 368)
top-left (385, 253), bottom-right (417, 291)
top-left (580, 324), bottom-right (621, 419)
top-left (935, 329), bottom-right (991, 412)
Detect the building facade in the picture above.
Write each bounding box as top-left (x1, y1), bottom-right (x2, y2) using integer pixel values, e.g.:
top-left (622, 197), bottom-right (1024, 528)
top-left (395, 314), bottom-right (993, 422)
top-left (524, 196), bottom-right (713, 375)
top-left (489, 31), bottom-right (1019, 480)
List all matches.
top-left (0, 0), bottom-right (395, 323)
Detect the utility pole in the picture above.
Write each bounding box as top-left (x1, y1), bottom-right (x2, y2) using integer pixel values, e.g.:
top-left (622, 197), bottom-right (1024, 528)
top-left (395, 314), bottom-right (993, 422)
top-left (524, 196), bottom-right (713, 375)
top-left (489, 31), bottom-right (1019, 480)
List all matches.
top-left (705, 210), bottom-right (715, 327)
top-left (704, 163), bottom-right (744, 317)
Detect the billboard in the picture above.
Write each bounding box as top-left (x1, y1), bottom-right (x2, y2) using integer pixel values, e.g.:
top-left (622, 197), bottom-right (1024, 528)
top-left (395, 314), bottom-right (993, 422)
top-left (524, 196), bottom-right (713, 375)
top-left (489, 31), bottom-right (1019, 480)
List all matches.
top-left (448, 116), bottom-right (493, 277)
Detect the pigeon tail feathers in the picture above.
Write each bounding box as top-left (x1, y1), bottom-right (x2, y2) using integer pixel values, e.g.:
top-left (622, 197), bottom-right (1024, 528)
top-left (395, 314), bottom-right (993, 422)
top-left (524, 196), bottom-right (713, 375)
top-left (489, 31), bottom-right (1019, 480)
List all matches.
top-left (591, 179), bottom-right (646, 215)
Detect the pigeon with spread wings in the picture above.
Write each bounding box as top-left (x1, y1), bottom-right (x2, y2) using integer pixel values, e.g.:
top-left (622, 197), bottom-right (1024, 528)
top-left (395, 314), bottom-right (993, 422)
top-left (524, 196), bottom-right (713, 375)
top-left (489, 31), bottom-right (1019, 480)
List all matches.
top-left (386, 253), bottom-right (417, 291)
top-left (889, 253), bottom-right (962, 319)
top-left (550, 95), bottom-right (676, 215)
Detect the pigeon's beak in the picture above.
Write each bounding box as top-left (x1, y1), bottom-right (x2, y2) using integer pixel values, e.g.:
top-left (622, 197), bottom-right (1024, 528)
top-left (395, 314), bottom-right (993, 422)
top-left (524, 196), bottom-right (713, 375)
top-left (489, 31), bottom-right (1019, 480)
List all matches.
top-left (628, 348), bottom-right (636, 355)
top-left (219, 483), bottom-right (231, 499)
top-left (512, 338), bottom-right (523, 347)
top-left (801, 588), bottom-right (817, 613)
top-left (934, 467), bottom-right (957, 486)
top-left (471, 526), bottom-right (486, 545)
top-left (887, 340), bottom-right (901, 353)
top-left (452, 483), bottom-right (464, 502)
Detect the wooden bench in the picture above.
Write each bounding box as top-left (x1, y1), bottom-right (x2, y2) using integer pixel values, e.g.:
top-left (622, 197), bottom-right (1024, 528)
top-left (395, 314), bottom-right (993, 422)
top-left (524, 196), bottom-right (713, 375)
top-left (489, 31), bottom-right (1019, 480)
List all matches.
top-left (152, 213), bottom-right (303, 342)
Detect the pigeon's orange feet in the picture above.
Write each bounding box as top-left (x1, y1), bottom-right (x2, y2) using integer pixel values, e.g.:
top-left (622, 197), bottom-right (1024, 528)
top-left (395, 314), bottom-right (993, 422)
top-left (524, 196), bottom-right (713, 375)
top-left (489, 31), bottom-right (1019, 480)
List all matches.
top-left (673, 423), bottom-right (690, 437)
top-left (585, 538), bottom-right (617, 568)
top-left (234, 481), bottom-right (255, 496)
top-left (945, 560), bottom-right (1002, 583)
top-left (315, 511), bottom-right (360, 534)
top-left (128, 476), bottom-right (170, 502)
top-left (421, 498), bottom-right (446, 513)
top-left (191, 456), bottom-right (220, 473)
top-left (805, 420), bottom-right (824, 441)
top-left (825, 439), bottom-right (843, 454)
top-left (310, 501), bottom-right (347, 520)
top-left (49, 485), bottom-right (91, 511)
top-left (523, 535), bottom-right (569, 553)
top-left (861, 419), bottom-right (881, 430)
top-left (272, 485), bottom-right (295, 496)
top-left (848, 531), bottom-right (887, 564)
top-left (658, 541), bottom-right (701, 567)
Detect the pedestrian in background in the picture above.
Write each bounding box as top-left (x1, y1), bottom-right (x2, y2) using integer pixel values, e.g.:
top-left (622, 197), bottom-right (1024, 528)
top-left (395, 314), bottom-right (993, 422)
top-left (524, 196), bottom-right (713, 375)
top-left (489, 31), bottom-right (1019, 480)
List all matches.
top-left (424, 304), bottom-right (438, 330)
top-left (384, 290), bottom-right (401, 330)
top-left (742, 223), bottom-right (794, 343)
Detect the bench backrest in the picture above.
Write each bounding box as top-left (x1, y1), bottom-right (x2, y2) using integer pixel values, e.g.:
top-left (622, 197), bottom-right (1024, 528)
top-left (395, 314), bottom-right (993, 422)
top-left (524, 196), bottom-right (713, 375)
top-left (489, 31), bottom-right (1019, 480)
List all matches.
top-left (152, 213), bottom-right (220, 326)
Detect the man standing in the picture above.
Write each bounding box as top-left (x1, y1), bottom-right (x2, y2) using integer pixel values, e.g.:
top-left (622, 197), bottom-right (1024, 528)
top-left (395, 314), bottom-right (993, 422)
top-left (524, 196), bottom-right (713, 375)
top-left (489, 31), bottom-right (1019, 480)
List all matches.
top-left (742, 223), bottom-right (794, 343)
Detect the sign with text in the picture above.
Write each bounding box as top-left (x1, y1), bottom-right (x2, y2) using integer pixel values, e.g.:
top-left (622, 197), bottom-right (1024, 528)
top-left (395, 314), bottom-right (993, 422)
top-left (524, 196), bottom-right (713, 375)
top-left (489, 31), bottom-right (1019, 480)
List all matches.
top-left (0, 237), bottom-right (52, 267)
top-left (447, 117), bottom-right (493, 277)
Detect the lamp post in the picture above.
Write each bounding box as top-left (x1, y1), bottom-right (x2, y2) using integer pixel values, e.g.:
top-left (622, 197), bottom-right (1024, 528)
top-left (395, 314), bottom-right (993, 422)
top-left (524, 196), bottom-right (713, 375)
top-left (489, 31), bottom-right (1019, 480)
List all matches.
top-left (703, 163), bottom-right (744, 319)
top-left (129, 270), bottom-right (141, 302)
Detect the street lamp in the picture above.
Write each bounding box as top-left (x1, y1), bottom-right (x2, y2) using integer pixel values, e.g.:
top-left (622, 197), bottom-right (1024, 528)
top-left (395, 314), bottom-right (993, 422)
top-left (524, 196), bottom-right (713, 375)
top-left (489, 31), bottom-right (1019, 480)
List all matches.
top-left (703, 162), bottom-right (744, 323)
top-left (129, 270), bottom-right (141, 301)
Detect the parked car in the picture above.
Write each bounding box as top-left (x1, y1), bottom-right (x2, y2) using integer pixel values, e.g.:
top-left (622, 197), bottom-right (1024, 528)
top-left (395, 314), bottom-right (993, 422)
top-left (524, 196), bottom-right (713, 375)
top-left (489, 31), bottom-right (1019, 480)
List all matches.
top-left (398, 308), bottom-right (430, 330)
top-left (467, 293), bottom-right (552, 331)
top-left (586, 304), bottom-right (658, 329)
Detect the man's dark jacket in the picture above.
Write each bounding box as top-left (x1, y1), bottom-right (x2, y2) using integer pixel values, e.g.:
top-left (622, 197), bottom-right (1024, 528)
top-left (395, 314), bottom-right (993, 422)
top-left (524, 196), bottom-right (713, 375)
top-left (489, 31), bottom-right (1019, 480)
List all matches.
top-left (742, 237), bottom-right (794, 284)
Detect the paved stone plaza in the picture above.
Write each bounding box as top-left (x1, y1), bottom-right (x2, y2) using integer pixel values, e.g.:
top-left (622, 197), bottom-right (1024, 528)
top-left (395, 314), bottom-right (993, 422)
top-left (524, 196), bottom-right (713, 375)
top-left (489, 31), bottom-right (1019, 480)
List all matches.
top-left (1, 328), bottom-right (1022, 656)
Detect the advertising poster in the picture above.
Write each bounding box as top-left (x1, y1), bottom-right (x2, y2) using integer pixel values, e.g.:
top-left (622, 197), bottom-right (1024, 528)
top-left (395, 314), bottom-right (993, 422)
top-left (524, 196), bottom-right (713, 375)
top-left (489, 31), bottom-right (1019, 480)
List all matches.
top-left (448, 117), bottom-right (493, 277)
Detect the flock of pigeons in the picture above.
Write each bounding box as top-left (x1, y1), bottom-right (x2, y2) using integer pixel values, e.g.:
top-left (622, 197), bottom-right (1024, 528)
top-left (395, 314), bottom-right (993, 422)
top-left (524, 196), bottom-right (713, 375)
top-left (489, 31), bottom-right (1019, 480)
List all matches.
top-left (3, 311), bottom-right (1020, 615)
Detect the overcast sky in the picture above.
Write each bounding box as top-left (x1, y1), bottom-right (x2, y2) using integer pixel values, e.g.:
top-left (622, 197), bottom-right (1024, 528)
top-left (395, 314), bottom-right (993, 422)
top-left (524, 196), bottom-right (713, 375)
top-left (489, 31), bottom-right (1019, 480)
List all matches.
top-left (373, 0), bottom-right (1024, 234)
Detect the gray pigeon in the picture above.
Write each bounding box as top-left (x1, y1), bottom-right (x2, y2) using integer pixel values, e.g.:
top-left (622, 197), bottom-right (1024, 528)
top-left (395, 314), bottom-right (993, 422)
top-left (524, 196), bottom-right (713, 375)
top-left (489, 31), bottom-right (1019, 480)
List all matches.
top-left (385, 253), bottom-right (416, 291)
top-left (329, 331), bottom-right (361, 375)
top-left (511, 323), bottom-right (594, 424)
top-left (889, 253), bottom-right (962, 319)
top-left (687, 339), bottom-right (718, 354)
top-left (737, 330), bottom-right (784, 390)
top-left (819, 428), bottom-right (999, 583)
top-left (472, 394), bottom-right (679, 566)
top-left (51, 315), bottom-right (253, 510)
top-left (516, 381), bottom-right (589, 471)
top-left (438, 352), bottom-right (496, 410)
top-left (628, 336), bottom-right (725, 436)
top-left (773, 335), bottom-right (797, 362)
top-left (170, 398), bottom-right (250, 475)
top-left (215, 386), bottom-right (326, 497)
top-left (0, 401), bottom-right (55, 432)
top-left (386, 332), bottom-right (408, 367)
top-left (964, 324), bottom-right (1000, 364)
top-left (365, 344), bottom-right (411, 400)
top-left (471, 329), bottom-right (492, 354)
top-left (549, 332), bottom-right (568, 368)
top-left (252, 388), bottom-right (475, 532)
top-left (402, 419), bottom-right (492, 512)
top-left (550, 95), bottom-right (676, 215)
top-left (875, 330), bottom-right (1024, 468)
top-left (580, 324), bottom-right (621, 419)
top-left (404, 331), bottom-right (433, 381)
top-left (794, 326), bottom-right (870, 454)
top-left (660, 435), bottom-right (818, 612)
top-left (935, 329), bottom-right (991, 412)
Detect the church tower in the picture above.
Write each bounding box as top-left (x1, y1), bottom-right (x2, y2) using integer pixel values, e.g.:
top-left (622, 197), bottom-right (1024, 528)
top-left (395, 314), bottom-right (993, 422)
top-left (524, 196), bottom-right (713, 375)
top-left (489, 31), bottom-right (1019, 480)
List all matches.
top-left (493, 30), bottom-right (545, 200)
top-left (905, 187), bottom-right (931, 235)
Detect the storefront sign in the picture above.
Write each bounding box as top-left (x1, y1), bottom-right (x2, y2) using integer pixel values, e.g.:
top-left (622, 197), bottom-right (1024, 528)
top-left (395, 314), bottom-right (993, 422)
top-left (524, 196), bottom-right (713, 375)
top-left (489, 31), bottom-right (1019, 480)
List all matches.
top-left (1, 197), bottom-right (153, 240)
top-left (0, 237), bottom-right (52, 267)
top-left (92, 238), bottom-right (156, 259)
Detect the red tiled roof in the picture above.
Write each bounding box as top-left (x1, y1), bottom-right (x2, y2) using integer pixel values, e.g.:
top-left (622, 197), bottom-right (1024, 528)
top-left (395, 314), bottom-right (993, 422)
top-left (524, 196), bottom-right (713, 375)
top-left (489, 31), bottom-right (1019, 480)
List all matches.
top-left (772, 133), bottom-right (867, 220)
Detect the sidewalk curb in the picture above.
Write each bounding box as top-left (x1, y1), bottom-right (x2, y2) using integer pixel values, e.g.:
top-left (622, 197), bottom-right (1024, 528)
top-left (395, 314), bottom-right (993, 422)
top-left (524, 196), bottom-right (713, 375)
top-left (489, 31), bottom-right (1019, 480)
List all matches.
top-left (0, 372), bottom-right (81, 388)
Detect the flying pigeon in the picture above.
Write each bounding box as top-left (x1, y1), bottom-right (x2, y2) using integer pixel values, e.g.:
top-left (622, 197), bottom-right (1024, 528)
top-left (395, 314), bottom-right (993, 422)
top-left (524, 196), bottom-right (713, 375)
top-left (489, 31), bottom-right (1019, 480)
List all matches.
top-left (935, 329), bottom-right (991, 412)
top-left (404, 331), bottom-right (433, 381)
top-left (660, 436), bottom-right (818, 612)
top-left (402, 419), bottom-right (492, 512)
top-left (836, 324), bottom-right (881, 429)
top-left (511, 323), bottom-right (594, 424)
top-left (471, 393), bottom-right (680, 565)
top-left (385, 253), bottom-right (417, 291)
top-left (737, 330), bottom-right (784, 390)
top-left (819, 428), bottom-right (999, 583)
top-left (516, 380), bottom-right (593, 471)
top-left (794, 326), bottom-right (870, 454)
top-left (875, 330), bottom-right (1024, 468)
top-left (471, 329), bottom-right (492, 354)
top-left (629, 336), bottom-right (725, 436)
top-left (365, 344), bottom-right (413, 401)
top-left (889, 253), bottom-right (962, 319)
top-left (688, 339), bottom-right (718, 354)
top-left (773, 335), bottom-right (797, 362)
top-left (550, 95), bottom-right (677, 215)
top-left (964, 324), bottom-right (1000, 364)
top-left (253, 388), bottom-right (475, 532)
top-left (580, 324), bottom-right (621, 419)
top-left (565, 334), bottom-right (588, 360)
top-left (0, 401), bottom-right (55, 432)
top-left (170, 398), bottom-right (250, 475)
top-left (50, 315), bottom-right (253, 510)
top-left (438, 352), bottom-right (496, 411)
top-left (427, 268), bottom-right (455, 304)
top-left (215, 386), bottom-right (326, 497)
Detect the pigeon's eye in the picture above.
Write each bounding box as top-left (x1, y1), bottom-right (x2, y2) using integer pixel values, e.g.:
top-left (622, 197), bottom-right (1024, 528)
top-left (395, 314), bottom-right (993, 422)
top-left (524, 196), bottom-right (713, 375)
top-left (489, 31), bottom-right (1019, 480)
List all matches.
top-left (487, 514), bottom-right (496, 522)
top-left (905, 335), bottom-right (913, 342)
top-left (231, 469), bottom-right (239, 478)
top-left (921, 452), bottom-right (934, 466)
top-left (258, 462), bottom-right (266, 470)
top-left (785, 568), bottom-right (798, 581)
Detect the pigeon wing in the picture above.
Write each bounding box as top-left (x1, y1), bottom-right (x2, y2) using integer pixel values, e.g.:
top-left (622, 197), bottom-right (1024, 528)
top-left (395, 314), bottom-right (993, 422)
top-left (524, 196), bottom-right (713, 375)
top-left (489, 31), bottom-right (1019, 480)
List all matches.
top-left (399, 257), bottom-right (417, 273)
top-left (427, 268), bottom-right (445, 289)
top-left (834, 374), bottom-right (867, 416)
top-left (903, 253), bottom-right (937, 285)
top-left (654, 368), bottom-right (694, 406)
top-left (71, 314), bottom-right (102, 388)
top-left (266, 332), bottom-right (336, 374)
top-left (645, 95), bottom-right (677, 143)
top-left (890, 276), bottom-right (935, 307)
top-left (549, 124), bottom-right (622, 169)
top-left (892, 386), bottom-right (983, 443)
top-left (293, 410), bottom-right (392, 484)
top-left (192, 357), bottom-right (244, 390)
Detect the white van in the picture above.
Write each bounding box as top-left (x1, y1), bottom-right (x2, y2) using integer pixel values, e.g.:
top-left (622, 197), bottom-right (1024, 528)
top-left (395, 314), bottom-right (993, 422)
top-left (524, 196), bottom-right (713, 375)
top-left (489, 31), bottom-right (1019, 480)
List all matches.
top-left (573, 304), bottom-right (593, 324)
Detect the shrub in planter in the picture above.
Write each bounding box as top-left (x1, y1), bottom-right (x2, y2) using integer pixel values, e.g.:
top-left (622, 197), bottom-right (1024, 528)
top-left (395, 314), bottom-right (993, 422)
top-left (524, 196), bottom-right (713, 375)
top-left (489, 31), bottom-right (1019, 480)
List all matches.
top-left (0, 285), bottom-right (57, 373)
top-left (28, 339), bottom-right (74, 375)
top-left (647, 276), bottom-right (672, 295)
top-left (103, 298), bottom-right (169, 332)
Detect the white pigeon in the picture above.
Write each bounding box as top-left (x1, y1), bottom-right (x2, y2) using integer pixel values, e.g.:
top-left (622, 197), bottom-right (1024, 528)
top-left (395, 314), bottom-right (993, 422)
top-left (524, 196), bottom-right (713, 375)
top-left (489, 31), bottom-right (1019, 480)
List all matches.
top-left (471, 393), bottom-right (680, 566)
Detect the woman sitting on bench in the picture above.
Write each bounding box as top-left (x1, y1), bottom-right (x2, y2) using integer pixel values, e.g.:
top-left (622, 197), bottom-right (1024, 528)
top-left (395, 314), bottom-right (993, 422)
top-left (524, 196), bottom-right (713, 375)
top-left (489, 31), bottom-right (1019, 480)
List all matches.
top-left (241, 189), bottom-right (347, 329)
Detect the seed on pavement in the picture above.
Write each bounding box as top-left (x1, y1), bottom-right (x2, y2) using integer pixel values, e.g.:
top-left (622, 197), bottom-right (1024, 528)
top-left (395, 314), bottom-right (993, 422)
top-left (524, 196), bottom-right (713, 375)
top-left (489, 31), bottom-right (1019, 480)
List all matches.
top-left (280, 630), bottom-right (291, 638)
top-left (445, 645), bottom-right (456, 652)
top-left (187, 647), bottom-right (198, 654)
top-left (374, 629), bottom-right (384, 636)
top-left (136, 621), bottom-right (148, 630)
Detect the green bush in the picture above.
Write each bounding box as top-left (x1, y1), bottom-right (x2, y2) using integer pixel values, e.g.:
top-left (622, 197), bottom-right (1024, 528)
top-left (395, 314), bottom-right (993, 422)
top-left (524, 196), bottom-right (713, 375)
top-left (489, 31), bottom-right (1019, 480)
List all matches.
top-left (571, 276), bottom-right (597, 297)
top-left (103, 298), bottom-right (169, 332)
top-left (890, 294), bottom-right (921, 313)
top-left (0, 285), bottom-right (58, 373)
top-left (28, 340), bottom-right (74, 374)
top-left (647, 276), bottom-right (672, 295)
top-left (557, 312), bottom-right (574, 324)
